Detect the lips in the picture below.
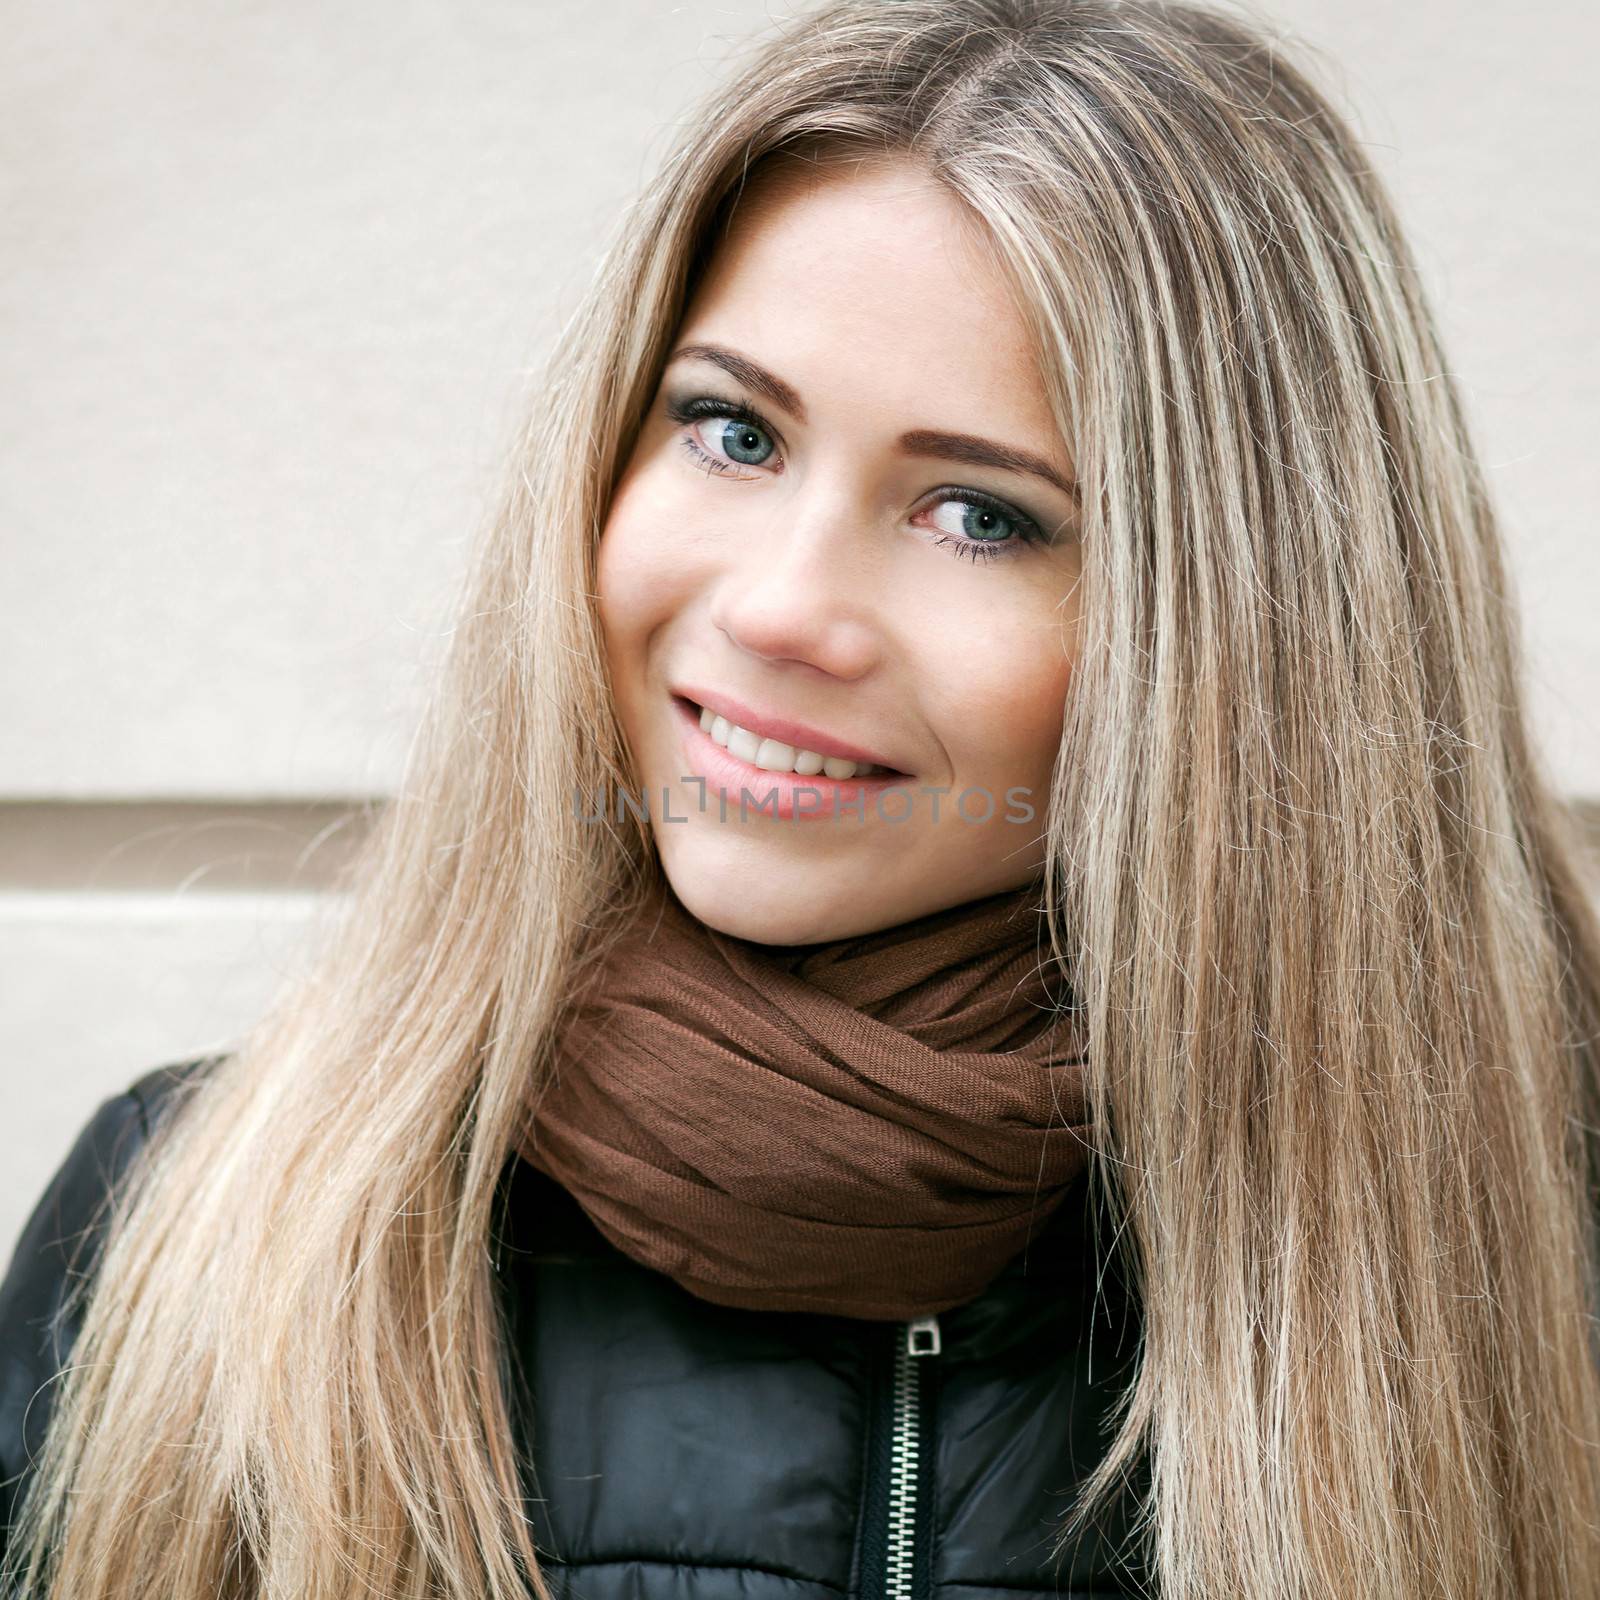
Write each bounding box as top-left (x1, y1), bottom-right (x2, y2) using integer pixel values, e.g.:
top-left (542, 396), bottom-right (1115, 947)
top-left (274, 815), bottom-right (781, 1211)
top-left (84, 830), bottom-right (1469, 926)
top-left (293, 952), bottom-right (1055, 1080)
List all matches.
top-left (670, 684), bottom-right (911, 776)
top-left (669, 694), bottom-right (912, 823)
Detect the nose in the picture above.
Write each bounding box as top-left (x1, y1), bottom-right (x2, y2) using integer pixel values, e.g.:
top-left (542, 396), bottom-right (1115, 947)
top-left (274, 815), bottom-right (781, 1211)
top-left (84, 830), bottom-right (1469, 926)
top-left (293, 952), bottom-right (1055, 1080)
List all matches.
top-left (708, 484), bottom-right (884, 679)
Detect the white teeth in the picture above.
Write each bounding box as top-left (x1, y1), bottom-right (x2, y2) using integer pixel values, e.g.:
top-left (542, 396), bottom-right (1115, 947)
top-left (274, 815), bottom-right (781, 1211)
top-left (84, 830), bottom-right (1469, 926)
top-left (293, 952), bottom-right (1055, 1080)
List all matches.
top-left (695, 702), bottom-right (883, 778)
top-left (726, 724), bottom-right (762, 765)
top-left (754, 737), bottom-right (796, 772)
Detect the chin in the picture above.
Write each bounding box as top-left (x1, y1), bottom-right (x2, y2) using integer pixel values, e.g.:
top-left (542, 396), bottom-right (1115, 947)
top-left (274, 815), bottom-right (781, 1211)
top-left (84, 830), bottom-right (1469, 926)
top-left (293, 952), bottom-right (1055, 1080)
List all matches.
top-left (658, 845), bottom-right (896, 947)
top-left (668, 881), bottom-right (860, 948)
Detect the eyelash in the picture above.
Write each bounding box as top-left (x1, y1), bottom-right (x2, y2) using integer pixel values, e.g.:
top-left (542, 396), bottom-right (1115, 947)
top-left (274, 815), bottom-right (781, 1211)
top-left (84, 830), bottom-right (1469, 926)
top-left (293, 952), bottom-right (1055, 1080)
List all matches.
top-left (662, 393), bottom-right (1048, 564)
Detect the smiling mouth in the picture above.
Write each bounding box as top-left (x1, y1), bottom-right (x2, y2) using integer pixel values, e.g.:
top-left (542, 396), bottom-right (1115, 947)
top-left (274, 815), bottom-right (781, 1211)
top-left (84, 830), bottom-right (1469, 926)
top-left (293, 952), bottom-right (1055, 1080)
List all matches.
top-left (671, 695), bottom-right (911, 781)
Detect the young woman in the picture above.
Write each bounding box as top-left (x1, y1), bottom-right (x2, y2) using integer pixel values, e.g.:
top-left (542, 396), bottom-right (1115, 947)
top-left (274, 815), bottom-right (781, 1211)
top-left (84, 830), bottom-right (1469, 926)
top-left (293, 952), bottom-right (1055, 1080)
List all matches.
top-left (5, 0), bottom-right (1600, 1595)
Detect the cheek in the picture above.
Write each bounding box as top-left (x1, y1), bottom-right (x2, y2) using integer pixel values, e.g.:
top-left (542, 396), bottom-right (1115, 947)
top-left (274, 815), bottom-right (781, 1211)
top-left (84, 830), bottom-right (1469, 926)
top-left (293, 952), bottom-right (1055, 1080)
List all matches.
top-left (596, 459), bottom-right (697, 661)
top-left (933, 601), bottom-right (1075, 787)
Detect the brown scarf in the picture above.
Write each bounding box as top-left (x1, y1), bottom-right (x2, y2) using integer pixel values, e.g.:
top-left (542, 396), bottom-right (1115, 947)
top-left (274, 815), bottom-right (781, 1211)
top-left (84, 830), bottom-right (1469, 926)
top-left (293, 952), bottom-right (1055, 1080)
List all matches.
top-left (515, 874), bottom-right (1092, 1320)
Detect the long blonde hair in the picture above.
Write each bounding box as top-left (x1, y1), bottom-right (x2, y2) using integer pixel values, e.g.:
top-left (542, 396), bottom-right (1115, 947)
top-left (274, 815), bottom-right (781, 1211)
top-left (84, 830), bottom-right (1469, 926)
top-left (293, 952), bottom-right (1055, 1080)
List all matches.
top-left (9, 1), bottom-right (1600, 1594)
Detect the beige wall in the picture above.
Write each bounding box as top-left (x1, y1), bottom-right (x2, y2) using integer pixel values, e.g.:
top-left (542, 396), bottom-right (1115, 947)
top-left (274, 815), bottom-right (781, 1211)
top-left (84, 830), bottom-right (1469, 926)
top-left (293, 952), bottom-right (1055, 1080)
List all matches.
top-left (3, 0), bottom-right (1597, 1250)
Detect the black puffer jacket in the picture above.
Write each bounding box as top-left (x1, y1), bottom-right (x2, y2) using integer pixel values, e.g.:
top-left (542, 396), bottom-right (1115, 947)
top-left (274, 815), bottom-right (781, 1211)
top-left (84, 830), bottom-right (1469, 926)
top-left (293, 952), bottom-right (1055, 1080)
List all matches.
top-left (0, 1058), bottom-right (1153, 1597)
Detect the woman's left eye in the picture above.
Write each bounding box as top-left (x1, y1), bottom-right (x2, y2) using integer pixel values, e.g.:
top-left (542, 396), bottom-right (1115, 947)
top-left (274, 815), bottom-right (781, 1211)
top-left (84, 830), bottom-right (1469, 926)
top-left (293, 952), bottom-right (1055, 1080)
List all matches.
top-left (918, 494), bottom-right (1043, 562)
top-left (662, 392), bottom-right (1045, 564)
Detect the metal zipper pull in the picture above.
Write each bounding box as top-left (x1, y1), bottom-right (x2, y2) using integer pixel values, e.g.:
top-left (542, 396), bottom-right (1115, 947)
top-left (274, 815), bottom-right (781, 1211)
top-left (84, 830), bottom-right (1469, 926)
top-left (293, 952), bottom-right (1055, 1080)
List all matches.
top-left (906, 1311), bottom-right (941, 1356)
top-left (882, 1312), bottom-right (942, 1598)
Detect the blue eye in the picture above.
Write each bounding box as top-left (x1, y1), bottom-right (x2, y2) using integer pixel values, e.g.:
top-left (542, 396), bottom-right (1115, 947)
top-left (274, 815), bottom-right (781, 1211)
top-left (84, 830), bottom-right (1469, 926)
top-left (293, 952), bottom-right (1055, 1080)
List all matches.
top-left (661, 391), bottom-right (1050, 564)
top-left (665, 396), bottom-right (777, 475)
top-left (921, 494), bottom-right (1041, 562)
top-left (707, 416), bottom-right (774, 467)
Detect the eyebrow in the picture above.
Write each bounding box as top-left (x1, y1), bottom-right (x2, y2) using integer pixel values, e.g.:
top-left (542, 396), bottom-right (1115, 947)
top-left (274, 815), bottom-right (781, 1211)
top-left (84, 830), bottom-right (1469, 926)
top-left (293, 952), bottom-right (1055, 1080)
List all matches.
top-left (665, 341), bottom-right (1079, 501)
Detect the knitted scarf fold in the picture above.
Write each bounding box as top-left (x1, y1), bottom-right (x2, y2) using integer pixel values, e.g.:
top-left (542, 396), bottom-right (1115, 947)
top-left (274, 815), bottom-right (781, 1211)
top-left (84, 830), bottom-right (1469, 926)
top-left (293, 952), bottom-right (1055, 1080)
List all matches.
top-left (515, 875), bottom-right (1092, 1320)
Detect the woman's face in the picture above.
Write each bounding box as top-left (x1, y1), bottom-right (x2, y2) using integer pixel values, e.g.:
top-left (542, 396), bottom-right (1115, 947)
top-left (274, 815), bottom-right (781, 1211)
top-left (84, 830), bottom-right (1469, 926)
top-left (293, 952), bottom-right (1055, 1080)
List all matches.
top-left (597, 155), bottom-right (1083, 945)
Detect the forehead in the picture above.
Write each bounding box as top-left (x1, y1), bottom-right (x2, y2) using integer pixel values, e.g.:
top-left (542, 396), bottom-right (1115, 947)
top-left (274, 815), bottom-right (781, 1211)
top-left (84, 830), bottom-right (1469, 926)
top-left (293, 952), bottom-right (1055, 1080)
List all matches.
top-left (678, 157), bottom-right (1055, 436)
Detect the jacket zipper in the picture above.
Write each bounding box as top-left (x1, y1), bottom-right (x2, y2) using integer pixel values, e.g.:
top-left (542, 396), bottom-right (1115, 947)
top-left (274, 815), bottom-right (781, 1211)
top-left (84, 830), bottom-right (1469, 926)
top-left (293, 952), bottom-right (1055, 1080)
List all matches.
top-left (861, 1311), bottom-right (942, 1599)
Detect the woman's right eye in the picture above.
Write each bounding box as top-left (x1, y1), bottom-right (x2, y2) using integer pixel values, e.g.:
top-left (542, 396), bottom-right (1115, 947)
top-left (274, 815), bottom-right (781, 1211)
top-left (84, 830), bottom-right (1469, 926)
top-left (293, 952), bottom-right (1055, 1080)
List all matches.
top-left (664, 395), bottom-right (780, 475)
